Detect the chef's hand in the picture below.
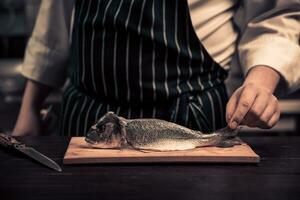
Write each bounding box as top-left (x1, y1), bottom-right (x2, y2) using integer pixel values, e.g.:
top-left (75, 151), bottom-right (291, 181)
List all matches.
top-left (226, 66), bottom-right (281, 129)
top-left (12, 80), bottom-right (51, 136)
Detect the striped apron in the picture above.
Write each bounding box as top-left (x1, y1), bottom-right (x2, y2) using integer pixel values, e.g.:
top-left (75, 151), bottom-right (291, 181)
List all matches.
top-left (60, 0), bottom-right (229, 136)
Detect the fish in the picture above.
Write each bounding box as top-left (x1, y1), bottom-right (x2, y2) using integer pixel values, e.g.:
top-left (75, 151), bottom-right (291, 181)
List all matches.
top-left (85, 112), bottom-right (242, 151)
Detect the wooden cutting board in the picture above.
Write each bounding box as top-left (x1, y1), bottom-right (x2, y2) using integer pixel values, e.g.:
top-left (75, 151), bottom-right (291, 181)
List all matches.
top-left (63, 137), bottom-right (260, 164)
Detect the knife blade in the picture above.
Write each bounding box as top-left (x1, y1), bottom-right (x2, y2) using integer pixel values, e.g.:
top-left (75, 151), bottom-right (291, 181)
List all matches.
top-left (0, 133), bottom-right (62, 172)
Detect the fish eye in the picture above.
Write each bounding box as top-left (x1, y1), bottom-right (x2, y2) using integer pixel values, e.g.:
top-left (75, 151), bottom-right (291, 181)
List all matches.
top-left (88, 124), bottom-right (105, 136)
top-left (96, 124), bottom-right (106, 132)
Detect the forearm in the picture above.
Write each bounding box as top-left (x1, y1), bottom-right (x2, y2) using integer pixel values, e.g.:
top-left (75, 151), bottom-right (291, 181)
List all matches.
top-left (13, 80), bottom-right (53, 136)
top-left (20, 79), bottom-right (52, 112)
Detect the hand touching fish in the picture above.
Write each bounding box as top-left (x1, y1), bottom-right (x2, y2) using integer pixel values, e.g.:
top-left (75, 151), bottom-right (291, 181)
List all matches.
top-left (85, 112), bottom-right (242, 151)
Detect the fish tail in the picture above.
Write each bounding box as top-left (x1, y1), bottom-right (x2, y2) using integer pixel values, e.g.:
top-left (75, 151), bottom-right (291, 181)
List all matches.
top-left (214, 126), bottom-right (242, 148)
top-left (215, 126), bottom-right (240, 138)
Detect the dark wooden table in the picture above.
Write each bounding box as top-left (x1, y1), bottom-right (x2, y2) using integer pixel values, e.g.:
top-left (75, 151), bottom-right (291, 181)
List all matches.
top-left (1, 136), bottom-right (300, 200)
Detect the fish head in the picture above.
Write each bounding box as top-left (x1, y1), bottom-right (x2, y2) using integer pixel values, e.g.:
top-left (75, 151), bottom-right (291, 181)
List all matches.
top-left (85, 112), bottom-right (124, 148)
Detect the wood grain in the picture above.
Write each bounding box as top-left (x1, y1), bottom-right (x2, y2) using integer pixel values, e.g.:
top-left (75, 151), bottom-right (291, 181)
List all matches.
top-left (63, 137), bottom-right (260, 164)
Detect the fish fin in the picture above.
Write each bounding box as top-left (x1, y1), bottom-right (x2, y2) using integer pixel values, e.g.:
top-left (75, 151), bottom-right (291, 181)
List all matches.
top-left (136, 149), bottom-right (153, 153)
top-left (132, 147), bottom-right (149, 153)
top-left (217, 137), bottom-right (243, 148)
top-left (119, 146), bottom-right (148, 153)
top-left (126, 141), bottom-right (149, 153)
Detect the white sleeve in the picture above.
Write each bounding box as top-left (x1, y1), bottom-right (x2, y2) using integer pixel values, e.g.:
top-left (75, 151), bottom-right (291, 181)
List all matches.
top-left (22, 0), bottom-right (74, 88)
top-left (234, 0), bottom-right (300, 93)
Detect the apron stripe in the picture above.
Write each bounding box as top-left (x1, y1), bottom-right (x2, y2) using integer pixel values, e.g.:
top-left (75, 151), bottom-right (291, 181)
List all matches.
top-left (173, 97), bottom-right (180, 122)
top-left (152, 106), bottom-right (156, 118)
top-left (138, 39), bottom-right (143, 102)
top-left (197, 95), bottom-right (203, 106)
top-left (68, 97), bottom-right (80, 136)
top-left (95, 103), bottom-right (103, 123)
top-left (197, 45), bottom-right (205, 93)
top-left (208, 62), bottom-right (215, 87)
top-left (174, 0), bottom-right (182, 95)
top-left (114, 1), bottom-right (124, 25)
top-left (207, 90), bottom-right (216, 131)
top-left (197, 45), bottom-right (205, 91)
top-left (214, 88), bottom-right (225, 128)
top-left (126, 34), bottom-right (131, 101)
top-left (189, 103), bottom-right (202, 130)
top-left (83, 98), bottom-right (95, 134)
top-left (200, 45), bottom-right (205, 74)
top-left (101, 28), bottom-right (108, 96)
top-left (138, 0), bottom-right (146, 34)
top-left (76, 96), bottom-right (88, 136)
top-left (208, 73), bottom-right (213, 88)
top-left (60, 86), bottom-right (74, 134)
top-left (100, 0), bottom-right (113, 97)
top-left (197, 76), bottom-right (205, 90)
top-left (76, 0), bottom-right (85, 85)
top-left (192, 101), bottom-right (211, 131)
top-left (162, 0), bottom-right (169, 99)
top-left (81, 0), bottom-right (92, 91)
top-left (185, 7), bottom-right (194, 92)
top-left (185, 104), bottom-right (189, 127)
top-left (116, 106), bottom-right (121, 115)
top-left (151, 1), bottom-right (156, 101)
top-left (113, 31), bottom-right (118, 99)
top-left (220, 85), bottom-right (229, 127)
top-left (90, 0), bottom-right (101, 94)
top-left (138, 0), bottom-right (146, 102)
top-left (112, 0), bottom-right (124, 100)
top-left (128, 106), bottom-right (132, 119)
top-left (139, 107), bottom-right (143, 118)
top-left (152, 42), bottom-right (156, 101)
top-left (125, 0), bottom-right (135, 102)
top-left (62, 87), bottom-right (77, 135)
top-left (125, 0), bottom-right (135, 27)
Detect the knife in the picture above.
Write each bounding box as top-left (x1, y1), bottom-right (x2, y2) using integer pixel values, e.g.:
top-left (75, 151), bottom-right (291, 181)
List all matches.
top-left (0, 133), bottom-right (62, 172)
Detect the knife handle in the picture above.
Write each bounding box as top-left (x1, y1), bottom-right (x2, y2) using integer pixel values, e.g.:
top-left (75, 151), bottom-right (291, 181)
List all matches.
top-left (0, 133), bottom-right (21, 149)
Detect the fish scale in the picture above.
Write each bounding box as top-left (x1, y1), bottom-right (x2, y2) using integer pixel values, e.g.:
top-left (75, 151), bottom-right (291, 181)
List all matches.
top-left (85, 112), bottom-right (241, 151)
top-left (125, 120), bottom-right (223, 150)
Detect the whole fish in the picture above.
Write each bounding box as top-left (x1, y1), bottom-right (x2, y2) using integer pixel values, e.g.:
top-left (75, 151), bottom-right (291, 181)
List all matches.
top-left (85, 112), bottom-right (241, 151)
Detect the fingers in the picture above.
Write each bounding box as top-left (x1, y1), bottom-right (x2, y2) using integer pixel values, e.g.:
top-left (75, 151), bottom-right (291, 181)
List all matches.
top-left (258, 96), bottom-right (278, 125)
top-left (258, 98), bottom-right (280, 129)
top-left (226, 88), bottom-right (241, 123)
top-left (226, 83), bottom-right (281, 129)
top-left (241, 91), bottom-right (271, 126)
top-left (266, 107), bottom-right (280, 128)
top-left (228, 84), bottom-right (258, 129)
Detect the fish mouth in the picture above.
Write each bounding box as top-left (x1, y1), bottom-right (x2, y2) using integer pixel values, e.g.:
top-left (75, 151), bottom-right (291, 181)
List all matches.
top-left (85, 137), bottom-right (97, 145)
top-left (85, 136), bottom-right (122, 149)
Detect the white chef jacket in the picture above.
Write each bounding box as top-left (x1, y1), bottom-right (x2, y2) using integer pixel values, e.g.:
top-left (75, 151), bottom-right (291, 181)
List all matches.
top-left (22, 0), bottom-right (300, 93)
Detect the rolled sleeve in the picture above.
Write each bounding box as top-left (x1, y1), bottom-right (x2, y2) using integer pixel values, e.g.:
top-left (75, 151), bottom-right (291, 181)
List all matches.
top-left (22, 0), bottom-right (74, 88)
top-left (235, 0), bottom-right (300, 93)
